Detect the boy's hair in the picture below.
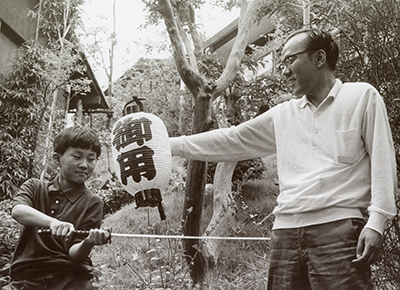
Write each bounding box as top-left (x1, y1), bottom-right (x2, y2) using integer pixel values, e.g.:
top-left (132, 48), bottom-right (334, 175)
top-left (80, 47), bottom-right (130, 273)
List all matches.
top-left (285, 28), bottom-right (339, 71)
top-left (53, 126), bottom-right (101, 157)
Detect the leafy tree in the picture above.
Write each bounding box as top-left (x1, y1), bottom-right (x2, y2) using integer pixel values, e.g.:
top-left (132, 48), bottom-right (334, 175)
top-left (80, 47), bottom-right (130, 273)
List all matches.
top-left (141, 0), bottom-right (286, 283)
top-left (34, 0), bottom-right (84, 47)
top-left (111, 57), bottom-right (193, 137)
top-left (0, 44), bottom-right (44, 198)
top-left (80, 0), bottom-right (117, 98)
top-left (31, 0), bottom-right (91, 179)
top-left (0, 0), bottom-right (92, 199)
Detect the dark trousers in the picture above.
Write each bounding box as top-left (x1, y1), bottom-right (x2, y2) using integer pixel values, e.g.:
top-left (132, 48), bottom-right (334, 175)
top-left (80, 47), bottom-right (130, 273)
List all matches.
top-left (267, 218), bottom-right (373, 290)
top-left (1, 273), bottom-right (92, 290)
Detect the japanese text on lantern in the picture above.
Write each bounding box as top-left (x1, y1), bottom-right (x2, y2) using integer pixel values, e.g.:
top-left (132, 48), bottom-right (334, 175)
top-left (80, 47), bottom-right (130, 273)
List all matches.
top-left (112, 116), bottom-right (156, 185)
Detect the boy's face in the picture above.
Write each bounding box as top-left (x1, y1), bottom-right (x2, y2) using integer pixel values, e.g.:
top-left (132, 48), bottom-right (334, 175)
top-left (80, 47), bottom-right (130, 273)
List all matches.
top-left (53, 147), bottom-right (98, 188)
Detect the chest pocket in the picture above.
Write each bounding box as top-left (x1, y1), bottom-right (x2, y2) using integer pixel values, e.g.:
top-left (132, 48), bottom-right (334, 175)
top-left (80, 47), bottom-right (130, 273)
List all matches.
top-left (334, 129), bottom-right (365, 164)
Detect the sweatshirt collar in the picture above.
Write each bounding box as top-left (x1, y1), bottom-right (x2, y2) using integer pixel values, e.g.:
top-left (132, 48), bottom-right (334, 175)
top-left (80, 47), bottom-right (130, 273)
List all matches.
top-left (298, 79), bottom-right (343, 108)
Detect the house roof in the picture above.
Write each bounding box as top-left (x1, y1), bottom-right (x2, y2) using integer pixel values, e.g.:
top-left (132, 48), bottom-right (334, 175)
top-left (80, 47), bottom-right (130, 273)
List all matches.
top-left (68, 57), bottom-right (109, 113)
top-left (0, 0), bottom-right (109, 113)
top-left (203, 15), bottom-right (275, 62)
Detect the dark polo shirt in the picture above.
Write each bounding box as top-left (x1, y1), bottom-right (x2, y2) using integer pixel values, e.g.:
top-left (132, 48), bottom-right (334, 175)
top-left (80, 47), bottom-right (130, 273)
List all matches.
top-left (9, 177), bottom-right (103, 280)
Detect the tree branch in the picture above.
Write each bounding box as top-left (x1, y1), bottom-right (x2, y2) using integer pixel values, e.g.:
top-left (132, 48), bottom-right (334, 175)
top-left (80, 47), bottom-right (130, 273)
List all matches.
top-left (158, 0), bottom-right (203, 95)
top-left (176, 9), bottom-right (199, 73)
top-left (213, 0), bottom-right (270, 100)
top-left (187, 2), bottom-right (203, 57)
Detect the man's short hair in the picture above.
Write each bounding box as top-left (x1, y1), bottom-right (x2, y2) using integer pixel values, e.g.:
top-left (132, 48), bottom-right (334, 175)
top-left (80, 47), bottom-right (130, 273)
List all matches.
top-left (54, 126), bottom-right (101, 157)
top-left (285, 28), bottom-right (339, 71)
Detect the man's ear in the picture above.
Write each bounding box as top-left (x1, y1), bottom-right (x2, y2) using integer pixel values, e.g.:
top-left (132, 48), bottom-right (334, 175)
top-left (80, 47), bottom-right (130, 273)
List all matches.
top-left (53, 153), bottom-right (61, 167)
top-left (315, 49), bottom-right (327, 68)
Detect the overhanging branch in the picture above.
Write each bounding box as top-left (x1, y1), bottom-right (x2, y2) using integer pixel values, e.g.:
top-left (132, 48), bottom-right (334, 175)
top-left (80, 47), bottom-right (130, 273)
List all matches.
top-left (158, 0), bottom-right (203, 94)
top-left (213, 0), bottom-right (271, 100)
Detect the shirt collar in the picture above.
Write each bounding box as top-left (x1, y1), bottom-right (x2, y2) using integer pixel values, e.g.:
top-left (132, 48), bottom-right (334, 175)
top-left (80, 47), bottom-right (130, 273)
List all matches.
top-left (49, 175), bottom-right (86, 203)
top-left (298, 79), bottom-right (343, 108)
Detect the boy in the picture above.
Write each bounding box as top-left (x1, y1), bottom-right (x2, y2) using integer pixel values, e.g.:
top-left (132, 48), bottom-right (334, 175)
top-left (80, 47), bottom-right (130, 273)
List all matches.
top-left (3, 126), bottom-right (109, 290)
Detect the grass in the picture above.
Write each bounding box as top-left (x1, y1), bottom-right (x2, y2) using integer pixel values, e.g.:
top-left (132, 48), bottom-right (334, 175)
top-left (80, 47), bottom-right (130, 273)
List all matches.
top-left (90, 178), bottom-right (279, 290)
top-left (1, 164), bottom-right (399, 289)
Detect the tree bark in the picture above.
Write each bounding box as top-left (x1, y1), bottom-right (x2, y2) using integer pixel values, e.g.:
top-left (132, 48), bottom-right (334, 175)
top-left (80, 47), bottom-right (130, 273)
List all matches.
top-left (40, 88), bottom-right (59, 180)
top-left (158, 0), bottom-right (212, 283)
top-left (202, 161), bottom-right (236, 267)
top-left (213, 0), bottom-right (268, 99)
top-left (158, 0), bottom-right (272, 284)
top-left (201, 1), bottom-right (271, 270)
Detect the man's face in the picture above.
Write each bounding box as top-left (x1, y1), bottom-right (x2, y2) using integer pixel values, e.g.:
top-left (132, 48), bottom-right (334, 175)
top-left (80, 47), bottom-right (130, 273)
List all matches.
top-left (55, 147), bottom-right (98, 187)
top-left (280, 32), bottom-right (318, 98)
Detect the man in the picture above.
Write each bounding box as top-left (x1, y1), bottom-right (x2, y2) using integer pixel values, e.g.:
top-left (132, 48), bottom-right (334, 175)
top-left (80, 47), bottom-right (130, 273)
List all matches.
top-left (170, 28), bottom-right (397, 289)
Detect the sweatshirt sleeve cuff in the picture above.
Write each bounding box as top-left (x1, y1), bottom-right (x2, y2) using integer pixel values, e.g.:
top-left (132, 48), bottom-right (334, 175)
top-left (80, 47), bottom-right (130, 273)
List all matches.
top-left (365, 211), bottom-right (388, 236)
top-left (169, 137), bottom-right (183, 157)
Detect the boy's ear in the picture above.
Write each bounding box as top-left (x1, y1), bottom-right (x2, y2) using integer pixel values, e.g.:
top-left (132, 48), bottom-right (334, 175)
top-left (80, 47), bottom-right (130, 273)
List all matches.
top-left (53, 153), bottom-right (61, 167)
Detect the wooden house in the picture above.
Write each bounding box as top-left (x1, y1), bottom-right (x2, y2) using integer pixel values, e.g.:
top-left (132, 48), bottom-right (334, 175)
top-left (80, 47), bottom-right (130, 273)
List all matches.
top-left (0, 0), bottom-right (109, 121)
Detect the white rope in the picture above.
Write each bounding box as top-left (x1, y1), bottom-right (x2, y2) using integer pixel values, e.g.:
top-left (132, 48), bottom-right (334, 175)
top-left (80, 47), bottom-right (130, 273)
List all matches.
top-left (38, 229), bottom-right (270, 241)
top-left (110, 233), bottom-right (270, 241)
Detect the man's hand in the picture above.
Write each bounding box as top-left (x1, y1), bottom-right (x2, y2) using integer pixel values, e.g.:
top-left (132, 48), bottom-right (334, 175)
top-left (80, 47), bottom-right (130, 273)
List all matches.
top-left (352, 227), bottom-right (383, 266)
top-left (49, 220), bottom-right (75, 241)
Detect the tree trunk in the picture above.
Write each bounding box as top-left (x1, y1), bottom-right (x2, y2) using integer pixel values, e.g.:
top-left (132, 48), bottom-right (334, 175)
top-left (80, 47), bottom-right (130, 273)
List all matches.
top-left (157, 0), bottom-right (272, 284)
top-left (107, 0), bottom-right (116, 98)
top-left (202, 161), bottom-right (236, 267)
top-left (76, 98), bottom-right (83, 125)
top-left (181, 83), bottom-right (214, 283)
top-left (158, 0), bottom-right (214, 283)
top-left (40, 88), bottom-right (59, 180)
top-left (200, 0), bottom-right (272, 272)
top-left (182, 159), bottom-right (208, 283)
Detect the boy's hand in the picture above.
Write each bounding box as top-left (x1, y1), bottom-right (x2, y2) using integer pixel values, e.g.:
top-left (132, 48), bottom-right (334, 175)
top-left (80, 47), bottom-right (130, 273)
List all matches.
top-left (49, 220), bottom-right (75, 241)
top-left (84, 228), bottom-right (110, 246)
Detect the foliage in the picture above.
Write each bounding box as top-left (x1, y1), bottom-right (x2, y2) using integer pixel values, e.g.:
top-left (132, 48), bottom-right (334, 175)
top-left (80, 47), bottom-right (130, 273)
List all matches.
top-left (30, 0), bottom-right (84, 47)
top-left (267, 1), bottom-right (400, 288)
top-left (111, 57), bottom-right (194, 137)
top-left (0, 44), bottom-right (46, 199)
top-left (0, 201), bottom-right (21, 287)
top-left (94, 177), bottom-right (136, 218)
top-left (90, 160), bottom-right (278, 289)
top-left (342, 0), bottom-right (400, 180)
top-left (0, 0), bottom-right (94, 199)
top-left (0, 40), bottom-right (91, 199)
top-left (207, 158), bottom-right (266, 190)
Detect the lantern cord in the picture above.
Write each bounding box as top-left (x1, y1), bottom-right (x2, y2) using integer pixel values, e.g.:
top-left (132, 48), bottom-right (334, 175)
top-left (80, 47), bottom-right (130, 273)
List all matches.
top-left (38, 229), bottom-right (270, 241)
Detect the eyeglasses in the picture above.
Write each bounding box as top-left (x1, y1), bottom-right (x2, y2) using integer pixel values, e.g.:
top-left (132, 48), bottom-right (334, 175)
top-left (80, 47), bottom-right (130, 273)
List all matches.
top-left (278, 49), bottom-right (316, 72)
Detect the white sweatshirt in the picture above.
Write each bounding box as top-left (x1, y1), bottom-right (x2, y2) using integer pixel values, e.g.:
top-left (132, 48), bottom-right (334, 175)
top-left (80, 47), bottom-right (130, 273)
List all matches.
top-left (170, 80), bottom-right (397, 234)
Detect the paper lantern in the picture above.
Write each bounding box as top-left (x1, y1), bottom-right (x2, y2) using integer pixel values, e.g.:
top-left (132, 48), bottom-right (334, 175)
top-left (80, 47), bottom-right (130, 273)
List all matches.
top-left (111, 98), bottom-right (171, 220)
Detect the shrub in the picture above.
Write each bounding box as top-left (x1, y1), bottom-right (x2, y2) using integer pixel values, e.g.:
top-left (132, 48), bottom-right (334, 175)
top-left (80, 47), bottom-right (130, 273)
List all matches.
top-left (90, 168), bottom-right (278, 289)
top-left (372, 194), bottom-right (400, 289)
top-left (207, 158), bottom-right (267, 190)
top-left (93, 177), bottom-right (136, 218)
top-left (0, 200), bottom-right (21, 286)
